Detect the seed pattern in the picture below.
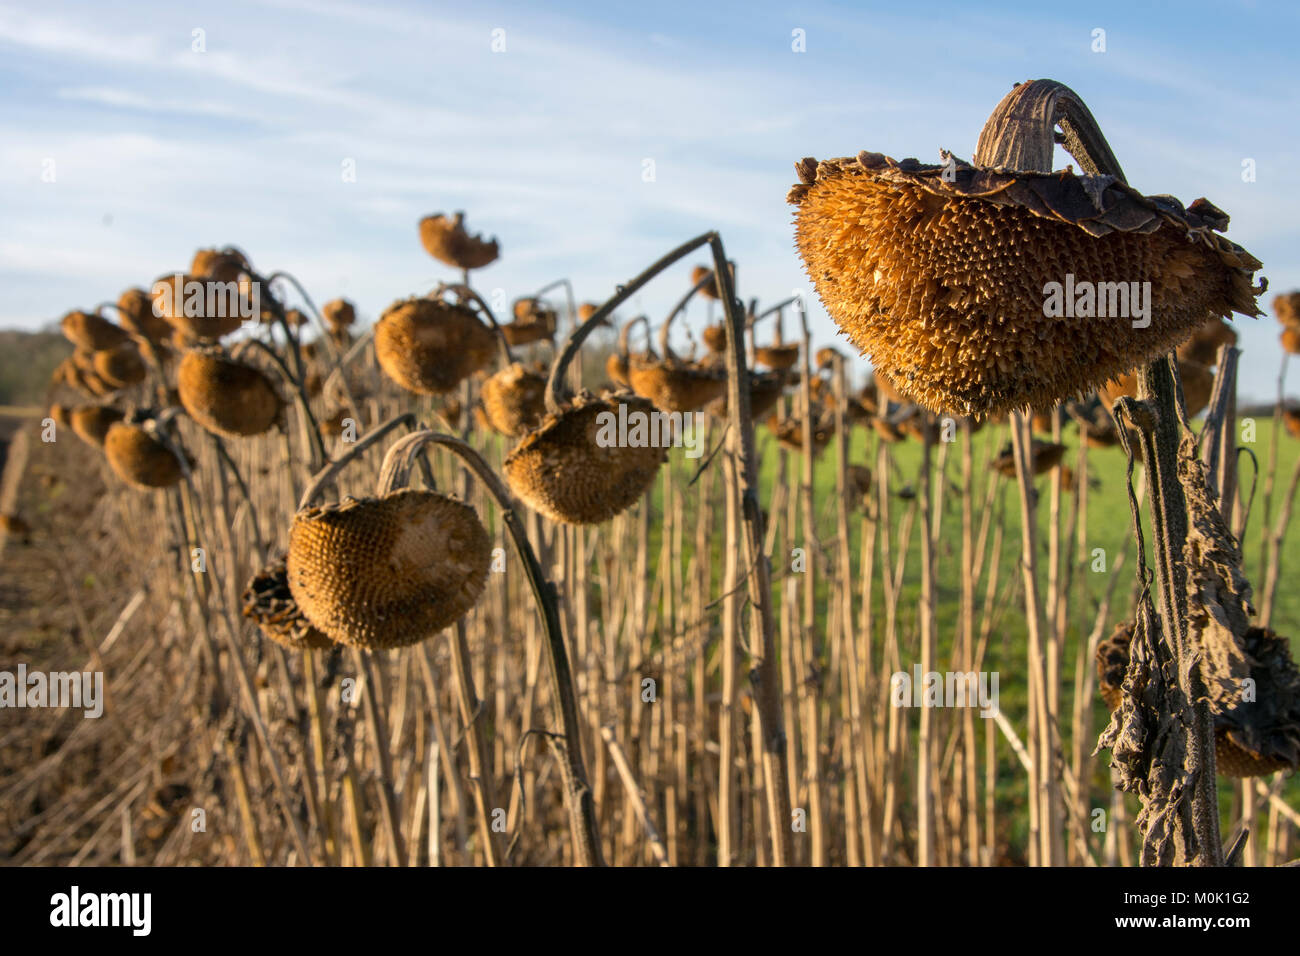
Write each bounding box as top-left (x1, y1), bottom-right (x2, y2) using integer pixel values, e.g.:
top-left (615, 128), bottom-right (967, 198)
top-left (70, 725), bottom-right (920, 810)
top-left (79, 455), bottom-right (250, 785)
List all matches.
top-left (288, 490), bottom-right (491, 649)
top-left (503, 391), bottom-right (666, 524)
top-left (790, 153), bottom-right (1264, 417)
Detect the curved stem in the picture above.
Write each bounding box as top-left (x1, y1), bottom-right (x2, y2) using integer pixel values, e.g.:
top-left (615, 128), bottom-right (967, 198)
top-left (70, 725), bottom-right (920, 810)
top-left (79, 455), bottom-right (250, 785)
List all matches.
top-left (376, 430), bottom-right (605, 866)
top-left (659, 272), bottom-right (714, 360)
top-left (299, 413), bottom-right (417, 511)
top-left (532, 278), bottom-right (577, 340)
top-left (617, 315), bottom-right (652, 362)
top-left (437, 283), bottom-right (515, 366)
top-left (752, 296), bottom-right (801, 324)
top-left (749, 295), bottom-right (802, 349)
top-left (973, 79), bottom-right (1125, 178)
top-left (239, 267), bottom-right (305, 386)
top-left (545, 233), bottom-right (718, 413)
top-left (234, 338), bottom-right (327, 472)
top-left (262, 268), bottom-right (363, 417)
top-left (263, 269), bottom-right (339, 362)
top-left (322, 326), bottom-right (374, 406)
top-left (274, 313), bottom-right (307, 395)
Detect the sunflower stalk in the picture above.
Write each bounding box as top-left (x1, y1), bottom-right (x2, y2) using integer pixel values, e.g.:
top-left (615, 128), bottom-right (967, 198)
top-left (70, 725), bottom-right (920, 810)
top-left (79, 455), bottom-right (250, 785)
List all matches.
top-left (379, 431), bottom-right (604, 866)
top-left (712, 234), bottom-right (795, 867)
top-left (974, 78), bottom-right (1226, 866)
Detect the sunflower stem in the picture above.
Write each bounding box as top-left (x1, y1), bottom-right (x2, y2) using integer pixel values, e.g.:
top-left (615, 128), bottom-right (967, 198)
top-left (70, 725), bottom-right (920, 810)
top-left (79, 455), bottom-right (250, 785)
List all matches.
top-left (711, 233), bottom-right (794, 866)
top-left (1135, 356), bottom-right (1223, 865)
top-left (979, 78), bottom-right (1226, 867)
top-left (380, 431), bottom-right (604, 866)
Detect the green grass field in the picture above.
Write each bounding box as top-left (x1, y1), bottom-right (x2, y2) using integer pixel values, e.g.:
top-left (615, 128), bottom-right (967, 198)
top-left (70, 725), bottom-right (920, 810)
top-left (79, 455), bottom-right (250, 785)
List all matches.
top-left (635, 411), bottom-right (1300, 854)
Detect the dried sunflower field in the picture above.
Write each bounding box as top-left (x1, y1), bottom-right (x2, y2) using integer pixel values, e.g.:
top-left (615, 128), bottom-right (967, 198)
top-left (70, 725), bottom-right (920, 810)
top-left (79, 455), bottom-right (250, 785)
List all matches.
top-left (2, 10), bottom-right (1299, 887)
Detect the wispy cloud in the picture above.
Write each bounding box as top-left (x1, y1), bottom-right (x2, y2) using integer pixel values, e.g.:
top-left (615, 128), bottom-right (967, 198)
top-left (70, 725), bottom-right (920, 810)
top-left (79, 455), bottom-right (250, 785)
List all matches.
top-left (56, 86), bottom-right (252, 119)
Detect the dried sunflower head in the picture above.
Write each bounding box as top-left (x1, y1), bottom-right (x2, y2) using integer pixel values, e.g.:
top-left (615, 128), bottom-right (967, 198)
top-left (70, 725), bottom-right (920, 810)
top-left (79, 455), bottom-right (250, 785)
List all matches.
top-left (480, 362), bottom-right (547, 437)
top-left (47, 403), bottom-right (74, 431)
top-left (754, 343), bottom-right (800, 372)
top-left (1213, 626), bottom-right (1300, 777)
top-left (151, 274), bottom-right (245, 341)
top-left (899, 407), bottom-right (942, 443)
top-left (243, 557), bottom-right (335, 651)
top-left (871, 370), bottom-right (908, 407)
top-left (1096, 621), bottom-right (1135, 711)
top-left (1031, 408), bottom-right (1065, 435)
top-left (322, 298), bottom-right (355, 331)
top-left (992, 439), bottom-right (1067, 478)
top-left (767, 411), bottom-right (834, 454)
top-left (1065, 394), bottom-right (1121, 448)
top-left (374, 295), bottom-right (497, 395)
top-left (320, 406), bottom-right (358, 438)
top-left (177, 348), bottom-right (283, 438)
top-left (61, 310), bottom-right (130, 352)
top-left (117, 287), bottom-right (173, 343)
top-left (49, 359), bottom-right (71, 389)
top-left (607, 315), bottom-right (652, 389)
top-left (706, 370), bottom-right (787, 421)
top-left (790, 152), bottom-right (1263, 417)
top-left (1177, 318), bottom-right (1237, 367)
top-left (287, 489), bottom-right (491, 649)
top-left (69, 404), bottom-right (124, 448)
top-left (1283, 408), bottom-right (1300, 440)
top-left (1101, 359), bottom-right (1215, 419)
top-left (55, 358), bottom-right (111, 398)
top-left (626, 355), bottom-right (727, 413)
top-left (690, 264), bottom-right (733, 301)
top-left (190, 248), bottom-right (248, 284)
top-left (1098, 620), bottom-right (1300, 778)
top-left (419, 212), bottom-right (499, 271)
top-left (503, 297), bottom-right (557, 346)
top-left (1283, 327), bottom-right (1300, 356)
top-left (871, 415), bottom-right (906, 443)
top-left (503, 391), bottom-right (665, 524)
top-left (1274, 291), bottom-right (1300, 329)
top-left (702, 323), bottom-right (727, 354)
top-left (605, 352), bottom-right (630, 387)
top-left (92, 343), bottom-right (146, 389)
top-left (103, 416), bottom-right (186, 489)
top-left (856, 380), bottom-right (879, 417)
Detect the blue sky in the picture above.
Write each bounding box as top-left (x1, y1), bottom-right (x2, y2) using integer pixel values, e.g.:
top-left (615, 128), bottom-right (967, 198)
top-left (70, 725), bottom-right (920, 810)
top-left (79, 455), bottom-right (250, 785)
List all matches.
top-left (2, 0), bottom-right (1297, 399)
